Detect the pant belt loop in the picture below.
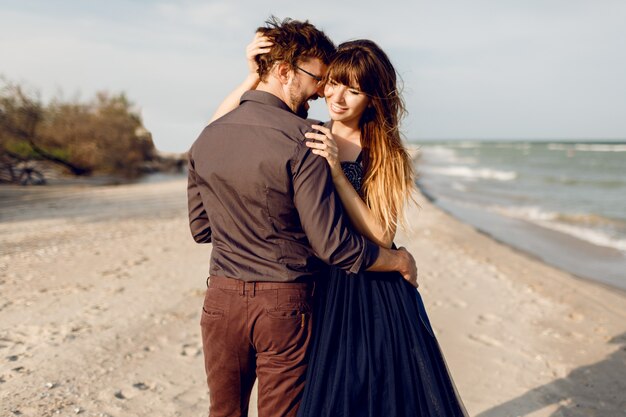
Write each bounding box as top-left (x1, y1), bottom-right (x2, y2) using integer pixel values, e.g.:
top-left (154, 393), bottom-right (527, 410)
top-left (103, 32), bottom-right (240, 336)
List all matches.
top-left (251, 282), bottom-right (256, 298)
top-left (206, 276), bottom-right (211, 288)
top-left (240, 281), bottom-right (245, 297)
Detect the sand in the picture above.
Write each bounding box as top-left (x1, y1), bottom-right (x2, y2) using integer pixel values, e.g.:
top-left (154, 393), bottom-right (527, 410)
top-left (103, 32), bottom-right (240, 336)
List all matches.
top-left (1, 178), bottom-right (625, 417)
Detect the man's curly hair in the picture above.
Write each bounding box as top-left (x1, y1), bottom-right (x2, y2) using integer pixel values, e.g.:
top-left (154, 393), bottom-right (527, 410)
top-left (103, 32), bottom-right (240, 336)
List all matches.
top-left (255, 16), bottom-right (335, 81)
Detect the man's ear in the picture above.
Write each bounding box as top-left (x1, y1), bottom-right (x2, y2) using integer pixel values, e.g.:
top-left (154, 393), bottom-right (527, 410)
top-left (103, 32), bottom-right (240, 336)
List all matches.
top-left (275, 62), bottom-right (293, 85)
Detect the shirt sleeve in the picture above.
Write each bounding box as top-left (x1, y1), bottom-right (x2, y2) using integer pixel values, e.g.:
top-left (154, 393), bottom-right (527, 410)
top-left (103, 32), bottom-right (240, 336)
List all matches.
top-left (291, 144), bottom-right (379, 273)
top-left (187, 151), bottom-right (212, 243)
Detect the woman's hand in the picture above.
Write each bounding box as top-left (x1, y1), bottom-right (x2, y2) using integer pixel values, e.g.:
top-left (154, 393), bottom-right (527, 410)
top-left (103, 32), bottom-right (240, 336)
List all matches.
top-left (246, 32), bottom-right (273, 76)
top-left (305, 124), bottom-right (342, 178)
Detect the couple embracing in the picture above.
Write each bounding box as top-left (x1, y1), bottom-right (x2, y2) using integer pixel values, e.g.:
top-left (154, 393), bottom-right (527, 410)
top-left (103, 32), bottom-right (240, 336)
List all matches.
top-left (187, 16), bottom-right (467, 417)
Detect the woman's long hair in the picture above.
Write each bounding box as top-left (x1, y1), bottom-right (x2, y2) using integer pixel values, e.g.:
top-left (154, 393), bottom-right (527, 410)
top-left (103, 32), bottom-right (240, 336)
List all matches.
top-left (327, 40), bottom-right (416, 234)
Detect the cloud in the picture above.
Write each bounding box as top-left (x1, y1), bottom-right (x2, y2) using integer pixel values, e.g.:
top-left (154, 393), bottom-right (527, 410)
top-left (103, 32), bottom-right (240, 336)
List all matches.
top-left (1, 0), bottom-right (625, 152)
top-left (155, 1), bottom-right (242, 30)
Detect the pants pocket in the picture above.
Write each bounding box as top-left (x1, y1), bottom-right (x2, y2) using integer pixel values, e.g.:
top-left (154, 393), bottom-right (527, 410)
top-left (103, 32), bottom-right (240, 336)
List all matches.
top-left (202, 306), bottom-right (224, 319)
top-left (200, 288), bottom-right (229, 325)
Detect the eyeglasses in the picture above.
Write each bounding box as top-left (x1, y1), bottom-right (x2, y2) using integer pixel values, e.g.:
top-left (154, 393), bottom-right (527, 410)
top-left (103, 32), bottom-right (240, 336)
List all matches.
top-left (295, 65), bottom-right (324, 86)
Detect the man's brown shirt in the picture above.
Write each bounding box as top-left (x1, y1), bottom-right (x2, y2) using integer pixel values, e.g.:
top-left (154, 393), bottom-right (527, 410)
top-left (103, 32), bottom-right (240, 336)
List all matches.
top-left (187, 90), bottom-right (379, 282)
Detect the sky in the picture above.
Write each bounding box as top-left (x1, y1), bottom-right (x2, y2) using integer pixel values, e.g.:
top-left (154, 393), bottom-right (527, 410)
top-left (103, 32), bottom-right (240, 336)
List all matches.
top-left (1, 0), bottom-right (625, 152)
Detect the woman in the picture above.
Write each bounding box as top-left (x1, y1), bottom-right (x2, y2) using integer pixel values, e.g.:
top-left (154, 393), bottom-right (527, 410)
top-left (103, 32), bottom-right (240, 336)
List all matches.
top-left (212, 35), bottom-right (467, 417)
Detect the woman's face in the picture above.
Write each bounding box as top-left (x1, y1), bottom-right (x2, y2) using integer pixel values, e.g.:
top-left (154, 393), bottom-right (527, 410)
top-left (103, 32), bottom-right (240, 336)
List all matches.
top-left (324, 78), bottom-right (370, 126)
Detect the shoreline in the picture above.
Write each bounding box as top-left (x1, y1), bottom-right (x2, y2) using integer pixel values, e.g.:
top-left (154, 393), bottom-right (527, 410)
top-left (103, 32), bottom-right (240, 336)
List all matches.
top-left (1, 178), bottom-right (625, 416)
top-left (401, 189), bottom-right (626, 416)
top-left (416, 181), bottom-right (626, 295)
top-left (410, 143), bottom-right (626, 293)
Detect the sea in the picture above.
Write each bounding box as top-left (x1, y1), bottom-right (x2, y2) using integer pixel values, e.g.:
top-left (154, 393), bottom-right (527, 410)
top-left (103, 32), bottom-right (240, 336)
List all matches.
top-left (413, 140), bottom-right (626, 291)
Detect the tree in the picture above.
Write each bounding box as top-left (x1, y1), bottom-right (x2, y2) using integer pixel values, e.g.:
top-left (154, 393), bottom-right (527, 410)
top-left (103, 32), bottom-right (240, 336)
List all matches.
top-left (0, 77), bottom-right (156, 182)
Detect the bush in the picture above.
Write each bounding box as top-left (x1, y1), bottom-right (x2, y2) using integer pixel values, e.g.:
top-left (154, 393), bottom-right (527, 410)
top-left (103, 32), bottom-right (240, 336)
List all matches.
top-left (0, 77), bottom-right (156, 178)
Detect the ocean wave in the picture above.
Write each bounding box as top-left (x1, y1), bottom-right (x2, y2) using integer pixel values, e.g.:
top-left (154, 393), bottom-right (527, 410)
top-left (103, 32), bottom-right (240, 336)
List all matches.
top-left (490, 205), bottom-right (626, 252)
top-left (420, 146), bottom-right (478, 165)
top-left (548, 143), bottom-right (626, 152)
top-left (555, 212), bottom-right (626, 228)
top-left (575, 144), bottom-right (626, 152)
top-left (544, 178), bottom-right (626, 188)
top-left (456, 142), bottom-right (481, 149)
top-left (422, 146), bottom-right (457, 161)
top-left (451, 182), bottom-right (468, 192)
top-left (427, 166), bottom-right (517, 181)
top-left (494, 143), bottom-right (531, 150)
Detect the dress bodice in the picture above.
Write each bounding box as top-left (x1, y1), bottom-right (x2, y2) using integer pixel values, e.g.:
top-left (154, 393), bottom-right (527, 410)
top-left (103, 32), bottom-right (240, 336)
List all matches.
top-left (340, 152), bottom-right (363, 193)
top-left (319, 121), bottom-right (363, 193)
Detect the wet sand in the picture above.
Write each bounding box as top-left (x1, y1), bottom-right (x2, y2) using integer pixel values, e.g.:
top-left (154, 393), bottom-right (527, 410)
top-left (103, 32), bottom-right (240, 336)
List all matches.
top-left (1, 178), bottom-right (625, 416)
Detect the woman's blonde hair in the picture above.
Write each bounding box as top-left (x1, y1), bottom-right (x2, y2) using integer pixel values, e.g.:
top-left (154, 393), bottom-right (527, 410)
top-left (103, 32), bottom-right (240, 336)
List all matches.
top-left (327, 40), bottom-right (416, 234)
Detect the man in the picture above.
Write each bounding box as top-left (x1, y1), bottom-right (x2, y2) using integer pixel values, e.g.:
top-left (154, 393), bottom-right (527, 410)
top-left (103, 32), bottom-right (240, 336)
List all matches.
top-left (187, 17), bottom-right (417, 417)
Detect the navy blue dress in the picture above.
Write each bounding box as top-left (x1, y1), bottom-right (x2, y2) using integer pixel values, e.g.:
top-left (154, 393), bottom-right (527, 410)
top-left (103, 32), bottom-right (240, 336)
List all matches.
top-left (297, 156), bottom-right (468, 417)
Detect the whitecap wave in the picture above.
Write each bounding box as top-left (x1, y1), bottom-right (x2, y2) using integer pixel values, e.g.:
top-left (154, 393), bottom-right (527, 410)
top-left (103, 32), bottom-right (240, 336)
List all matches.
top-left (456, 142), bottom-right (481, 149)
top-left (420, 146), bottom-right (478, 165)
top-left (490, 205), bottom-right (626, 252)
top-left (427, 166), bottom-right (517, 181)
top-left (422, 146), bottom-right (457, 161)
top-left (574, 144), bottom-right (626, 152)
top-left (451, 182), bottom-right (468, 192)
top-left (547, 143), bottom-right (626, 152)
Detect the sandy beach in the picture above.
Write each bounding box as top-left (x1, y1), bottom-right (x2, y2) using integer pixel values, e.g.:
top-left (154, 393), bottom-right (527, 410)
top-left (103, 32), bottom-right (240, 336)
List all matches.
top-left (1, 177), bottom-right (625, 417)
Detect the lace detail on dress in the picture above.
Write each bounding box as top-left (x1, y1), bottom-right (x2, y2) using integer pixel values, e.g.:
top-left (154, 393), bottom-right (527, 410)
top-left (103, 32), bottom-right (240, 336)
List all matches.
top-left (340, 157), bottom-right (363, 193)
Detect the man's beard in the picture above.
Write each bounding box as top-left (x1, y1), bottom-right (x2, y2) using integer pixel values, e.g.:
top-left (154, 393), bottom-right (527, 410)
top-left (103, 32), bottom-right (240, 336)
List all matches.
top-left (289, 83), bottom-right (313, 119)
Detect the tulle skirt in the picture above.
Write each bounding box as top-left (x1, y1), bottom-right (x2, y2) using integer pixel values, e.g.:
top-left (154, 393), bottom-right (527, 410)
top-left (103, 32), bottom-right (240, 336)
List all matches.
top-left (297, 267), bottom-right (468, 417)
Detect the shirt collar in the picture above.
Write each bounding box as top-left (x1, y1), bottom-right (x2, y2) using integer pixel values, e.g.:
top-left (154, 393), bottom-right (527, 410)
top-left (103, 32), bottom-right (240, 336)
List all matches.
top-left (240, 90), bottom-right (295, 115)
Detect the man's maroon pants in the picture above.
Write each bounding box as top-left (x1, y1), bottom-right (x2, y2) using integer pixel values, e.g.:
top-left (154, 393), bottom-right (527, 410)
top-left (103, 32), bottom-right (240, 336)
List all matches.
top-left (200, 276), bottom-right (314, 417)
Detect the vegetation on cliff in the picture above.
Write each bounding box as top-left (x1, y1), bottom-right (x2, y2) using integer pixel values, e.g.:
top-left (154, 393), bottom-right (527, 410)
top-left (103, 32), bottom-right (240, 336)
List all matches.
top-left (1, 77), bottom-right (159, 184)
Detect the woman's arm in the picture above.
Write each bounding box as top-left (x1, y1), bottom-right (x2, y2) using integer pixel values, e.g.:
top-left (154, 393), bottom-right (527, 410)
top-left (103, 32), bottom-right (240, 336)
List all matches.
top-left (305, 125), bottom-right (396, 248)
top-left (208, 33), bottom-right (272, 124)
top-left (331, 171), bottom-right (396, 248)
